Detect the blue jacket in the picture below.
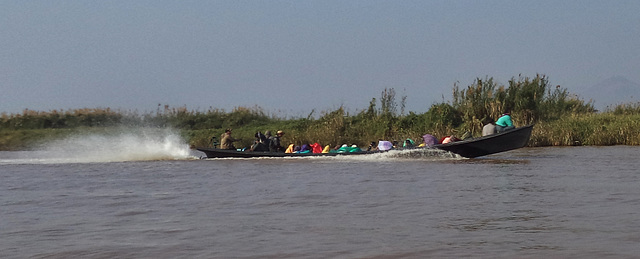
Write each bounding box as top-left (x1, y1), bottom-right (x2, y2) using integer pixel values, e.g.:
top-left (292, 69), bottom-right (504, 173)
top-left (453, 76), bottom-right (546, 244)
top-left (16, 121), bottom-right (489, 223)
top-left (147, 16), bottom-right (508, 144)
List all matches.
top-left (496, 114), bottom-right (513, 127)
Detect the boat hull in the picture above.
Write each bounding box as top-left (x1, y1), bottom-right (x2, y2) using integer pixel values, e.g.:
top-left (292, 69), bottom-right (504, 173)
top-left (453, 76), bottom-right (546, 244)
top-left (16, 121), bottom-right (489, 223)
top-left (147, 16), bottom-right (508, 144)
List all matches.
top-left (433, 124), bottom-right (533, 158)
top-left (196, 148), bottom-right (378, 158)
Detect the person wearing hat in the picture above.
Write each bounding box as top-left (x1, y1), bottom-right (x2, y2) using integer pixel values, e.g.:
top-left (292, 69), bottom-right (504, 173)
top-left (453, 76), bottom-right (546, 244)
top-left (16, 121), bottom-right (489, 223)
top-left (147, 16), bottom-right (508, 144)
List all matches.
top-left (269, 130), bottom-right (285, 152)
top-left (220, 129), bottom-right (241, 150)
top-left (495, 112), bottom-right (515, 133)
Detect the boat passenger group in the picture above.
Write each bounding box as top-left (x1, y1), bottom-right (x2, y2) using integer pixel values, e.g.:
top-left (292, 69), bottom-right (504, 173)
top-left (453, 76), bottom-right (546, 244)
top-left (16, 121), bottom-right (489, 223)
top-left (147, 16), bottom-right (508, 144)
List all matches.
top-left (217, 112), bottom-right (516, 153)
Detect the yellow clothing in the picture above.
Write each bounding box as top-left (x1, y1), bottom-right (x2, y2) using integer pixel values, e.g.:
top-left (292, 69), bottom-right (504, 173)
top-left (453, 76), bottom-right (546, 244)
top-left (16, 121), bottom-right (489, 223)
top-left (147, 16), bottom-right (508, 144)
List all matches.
top-left (322, 145), bottom-right (331, 153)
top-left (285, 144), bottom-right (295, 153)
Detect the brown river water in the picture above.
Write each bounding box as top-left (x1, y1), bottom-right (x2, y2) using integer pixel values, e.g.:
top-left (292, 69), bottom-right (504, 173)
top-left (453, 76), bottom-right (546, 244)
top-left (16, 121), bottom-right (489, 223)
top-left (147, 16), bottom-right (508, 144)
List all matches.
top-left (1, 142), bottom-right (639, 258)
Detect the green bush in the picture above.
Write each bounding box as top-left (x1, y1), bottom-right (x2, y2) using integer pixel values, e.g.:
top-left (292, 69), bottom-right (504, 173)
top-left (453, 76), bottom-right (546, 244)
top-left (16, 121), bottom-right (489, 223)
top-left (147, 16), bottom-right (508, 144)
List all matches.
top-left (2, 75), bottom-right (638, 150)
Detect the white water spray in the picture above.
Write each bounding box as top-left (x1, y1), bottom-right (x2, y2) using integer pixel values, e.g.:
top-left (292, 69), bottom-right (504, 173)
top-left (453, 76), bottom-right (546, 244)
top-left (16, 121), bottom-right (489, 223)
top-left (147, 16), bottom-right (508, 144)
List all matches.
top-left (35, 128), bottom-right (193, 163)
top-left (321, 148), bottom-right (462, 162)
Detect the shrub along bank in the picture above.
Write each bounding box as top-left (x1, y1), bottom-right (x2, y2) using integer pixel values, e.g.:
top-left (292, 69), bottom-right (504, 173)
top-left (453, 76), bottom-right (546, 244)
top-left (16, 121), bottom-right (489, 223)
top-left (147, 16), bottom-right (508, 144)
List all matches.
top-left (2, 75), bottom-right (638, 151)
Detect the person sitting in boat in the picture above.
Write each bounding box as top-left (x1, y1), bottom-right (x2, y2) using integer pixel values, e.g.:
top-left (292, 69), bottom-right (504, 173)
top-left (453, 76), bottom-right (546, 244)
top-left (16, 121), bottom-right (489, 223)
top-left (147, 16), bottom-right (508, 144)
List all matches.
top-left (264, 130), bottom-right (273, 147)
top-left (285, 143), bottom-right (295, 153)
top-left (495, 112), bottom-right (515, 133)
top-left (298, 144), bottom-right (311, 153)
top-left (220, 129), bottom-right (241, 150)
top-left (482, 117), bottom-right (497, 136)
top-left (403, 138), bottom-right (415, 148)
top-left (251, 131), bottom-right (269, 151)
top-left (336, 144), bottom-right (361, 153)
top-left (367, 142), bottom-right (377, 151)
top-left (441, 135), bottom-right (460, 144)
top-left (268, 130), bottom-right (285, 152)
top-left (377, 140), bottom-right (393, 151)
top-left (210, 136), bottom-right (219, 148)
top-left (310, 142), bottom-right (323, 153)
top-left (420, 134), bottom-right (438, 147)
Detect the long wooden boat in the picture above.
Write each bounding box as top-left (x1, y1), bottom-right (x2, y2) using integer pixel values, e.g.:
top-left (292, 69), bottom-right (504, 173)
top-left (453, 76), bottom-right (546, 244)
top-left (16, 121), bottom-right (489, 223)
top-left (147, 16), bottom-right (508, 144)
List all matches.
top-left (197, 125), bottom-right (533, 159)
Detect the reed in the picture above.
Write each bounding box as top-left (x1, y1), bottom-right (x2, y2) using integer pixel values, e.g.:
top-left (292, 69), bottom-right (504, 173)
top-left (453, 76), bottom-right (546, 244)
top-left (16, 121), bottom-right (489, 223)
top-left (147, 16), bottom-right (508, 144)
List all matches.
top-left (529, 113), bottom-right (640, 146)
top-left (451, 75), bottom-right (595, 136)
top-left (2, 75), bottom-right (639, 151)
top-left (609, 102), bottom-right (640, 115)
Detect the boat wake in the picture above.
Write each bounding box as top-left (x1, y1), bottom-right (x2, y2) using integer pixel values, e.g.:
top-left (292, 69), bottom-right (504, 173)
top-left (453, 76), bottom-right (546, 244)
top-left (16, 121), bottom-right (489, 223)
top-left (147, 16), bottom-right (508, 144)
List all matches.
top-left (328, 148), bottom-right (463, 162)
top-left (2, 128), bottom-right (194, 164)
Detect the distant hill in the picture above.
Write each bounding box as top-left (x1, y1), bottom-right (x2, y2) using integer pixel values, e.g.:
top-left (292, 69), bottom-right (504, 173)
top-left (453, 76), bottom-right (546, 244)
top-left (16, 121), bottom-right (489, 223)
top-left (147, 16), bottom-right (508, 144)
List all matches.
top-left (581, 76), bottom-right (640, 111)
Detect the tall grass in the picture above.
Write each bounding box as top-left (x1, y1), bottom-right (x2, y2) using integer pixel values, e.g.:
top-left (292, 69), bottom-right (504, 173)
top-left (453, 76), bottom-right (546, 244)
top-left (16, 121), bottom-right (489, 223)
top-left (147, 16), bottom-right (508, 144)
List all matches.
top-left (610, 102), bottom-right (640, 115)
top-left (452, 75), bottom-right (595, 135)
top-left (1, 75), bottom-right (638, 150)
top-left (1, 105), bottom-right (279, 131)
top-left (529, 113), bottom-right (640, 146)
top-left (0, 108), bottom-right (128, 129)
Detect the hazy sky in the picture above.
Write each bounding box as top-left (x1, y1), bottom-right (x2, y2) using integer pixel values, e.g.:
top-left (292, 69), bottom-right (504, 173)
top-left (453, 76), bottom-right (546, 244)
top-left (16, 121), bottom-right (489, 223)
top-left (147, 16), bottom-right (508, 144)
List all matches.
top-left (2, 1), bottom-right (639, 116)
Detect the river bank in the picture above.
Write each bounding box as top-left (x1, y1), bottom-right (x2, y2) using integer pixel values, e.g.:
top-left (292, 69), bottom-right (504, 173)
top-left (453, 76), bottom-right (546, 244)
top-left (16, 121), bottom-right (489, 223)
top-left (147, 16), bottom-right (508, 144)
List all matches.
top-left (2, 112), bottom-right (640, 151)
top-left (4, 75), bottom-right (639, 150)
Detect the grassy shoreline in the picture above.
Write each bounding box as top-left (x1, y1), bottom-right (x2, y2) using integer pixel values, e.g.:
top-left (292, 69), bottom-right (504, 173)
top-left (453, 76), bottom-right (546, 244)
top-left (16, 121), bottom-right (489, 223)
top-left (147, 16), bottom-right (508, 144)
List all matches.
top-left (3, 75), bottom-right (638, 151)
top-left (2, 112), bottom-right (639, 151)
